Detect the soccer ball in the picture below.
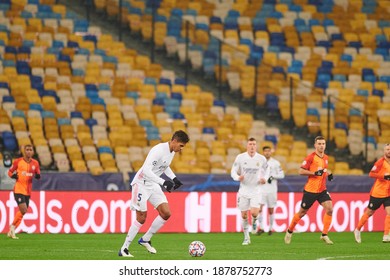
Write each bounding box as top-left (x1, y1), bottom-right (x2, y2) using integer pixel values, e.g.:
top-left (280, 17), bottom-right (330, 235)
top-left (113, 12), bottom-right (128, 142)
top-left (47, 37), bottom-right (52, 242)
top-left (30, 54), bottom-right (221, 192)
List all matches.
top-left (188, 240), bottom-right (206, 257)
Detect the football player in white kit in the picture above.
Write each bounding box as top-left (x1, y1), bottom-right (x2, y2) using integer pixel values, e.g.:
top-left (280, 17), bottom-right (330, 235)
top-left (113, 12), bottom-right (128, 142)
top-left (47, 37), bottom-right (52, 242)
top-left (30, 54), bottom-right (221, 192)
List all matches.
top-left (257, 146), bottom-right (285, 235)
top-left (231, 137), bottom-right (269, 245)
top-left (119, 130), bottom-right (190, 257)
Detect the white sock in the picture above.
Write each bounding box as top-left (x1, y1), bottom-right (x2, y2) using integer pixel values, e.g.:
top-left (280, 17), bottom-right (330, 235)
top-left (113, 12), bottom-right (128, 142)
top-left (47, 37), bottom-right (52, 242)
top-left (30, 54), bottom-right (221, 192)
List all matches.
top-left (241, 218), bottom-right (249, 239)
top-left (269, 214), bottom-right (275, 231)
top-left (142, 215), bottom-right (167, 242)
top-left (252, 215), bottom-right (258, 230)
top-left (257, 215), bottom-right (263, 230)
top-left (122, 220), bottom-right (142, 250)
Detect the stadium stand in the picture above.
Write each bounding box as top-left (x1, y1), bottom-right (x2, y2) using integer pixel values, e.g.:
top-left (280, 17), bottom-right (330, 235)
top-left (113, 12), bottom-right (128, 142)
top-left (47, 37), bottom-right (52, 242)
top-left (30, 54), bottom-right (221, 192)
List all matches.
top-left (2, 0), bottom-right (390, 178)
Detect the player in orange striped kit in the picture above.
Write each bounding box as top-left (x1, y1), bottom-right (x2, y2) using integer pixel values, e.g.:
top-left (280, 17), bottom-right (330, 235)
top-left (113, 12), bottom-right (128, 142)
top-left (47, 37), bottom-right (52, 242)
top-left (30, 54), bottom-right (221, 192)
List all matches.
top-left (284, 136), bottom-right (334, 245)
top-left (354, 143), bottom-right (390, 243)
top-left (7, 144), bottom-right (41, 239)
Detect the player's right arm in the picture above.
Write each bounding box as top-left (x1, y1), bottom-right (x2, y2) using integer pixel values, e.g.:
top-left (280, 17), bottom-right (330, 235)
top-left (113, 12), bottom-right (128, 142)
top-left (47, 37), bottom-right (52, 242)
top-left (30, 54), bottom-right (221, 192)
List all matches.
top-left (230, 154), bottom-right (242, 181)
top-left (141, 147), bottom-right (166, 185)
top-left (369, 158), bottom-right (387, 180)
top-left (7, 158), bottom-right (19, 179)
top-left (299, 154), bottom-right (317, 176)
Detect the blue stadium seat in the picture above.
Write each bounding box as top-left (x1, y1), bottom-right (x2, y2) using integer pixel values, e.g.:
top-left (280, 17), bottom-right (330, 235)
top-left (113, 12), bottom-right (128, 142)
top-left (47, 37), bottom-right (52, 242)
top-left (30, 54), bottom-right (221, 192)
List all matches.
top-left (363, 136), bottom-right (377, 149)
top-left (172, 112), bottom-right (185, 120)
top-left (331, 33), bottom-right (343, 41)
top-left (307, 108), bottom-right (320, 119)
top-left (41, 111), bottom-right (55, 119)
top-left (86, 90), bottom-right (99, 99)
top-left (213, 100), bottom-right (225, 108)
top-left (264, 134), bottom-right (278, 146)
top-left (363, 75), bottom-right (376, 83)
top-left (159, 78), bottom-right (172, 86)
top-left (146, 126), bottom-right (159, 135)
top-left (202, 127), bottom-right (215, 134)
top-left (266, 94), bottom-right (279, 114)
top-left (349, 41), bottom-right (362, 50)
top-left (340, 54), bottom-right (353, 63)
top-left (99, 84), bottom-right (110, 91)
top-left (349, 108), bottom-right (362, 116)
top-left (171, 92), bottom-right (182, 102)
top-left (53, 40), bottom-right (64, 48)
top-left (29, 103), bottom-right (43, 111)
top-left (357, 89), bottom-right (369, 97)
top-left (224, 17), bottom-right (238, 30)
top-left (91, 97), bottom-right (105, 106)
top-left (126, 91), bottom-right (139, 100)
top-left (155, 92), bottom-right (168, 99)
top-left (210, 16), bottom-right (222, 24)
top-left (86, 118), bottom-right (98, 129)
top-left (2, 131), bottom-right (18, 151)
top-left (139, 119), bottom-right (153, 128)
top-left (85, 84), bottom-right (98, 91)
top-left (372, 89), bottom-right (384, 98)
top-left (170, 8), bottom-right (183, 20)
top-left (144, 77), bottom-right (157, 85)
top-left (289, 5), bottom-right (302, 12)
top-left (70, 111), bottom-right (83, 119)
top-left (174, 77), bottom-right (187, 86)
top-left (58, 118), bottom-right (71, 126)
top-left (98, 146), bottom-right (113, 155)
top-left (152, 97), bottom-right (165, 106)
top-left (333, 74), bottom-right (346, 83)
top-left (12, 110), bottom-right (26, 118)
top-left (335, 122), bottom-right (348, 132)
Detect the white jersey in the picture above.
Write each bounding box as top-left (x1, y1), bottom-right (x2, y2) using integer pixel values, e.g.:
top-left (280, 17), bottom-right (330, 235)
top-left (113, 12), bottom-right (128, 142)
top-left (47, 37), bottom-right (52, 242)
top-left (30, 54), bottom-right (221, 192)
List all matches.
top-left (261, 157), bottom-right (285, 194)
top-left (131, 142), bottom-right (176, 187)
top-left (231, 152), bottom-right (269, 197)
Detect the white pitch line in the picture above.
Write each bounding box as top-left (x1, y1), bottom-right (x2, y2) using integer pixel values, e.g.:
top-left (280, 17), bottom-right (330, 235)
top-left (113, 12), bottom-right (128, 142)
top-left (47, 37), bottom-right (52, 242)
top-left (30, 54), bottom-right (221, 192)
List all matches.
top-left (317, 254), bottom-right (382, 260)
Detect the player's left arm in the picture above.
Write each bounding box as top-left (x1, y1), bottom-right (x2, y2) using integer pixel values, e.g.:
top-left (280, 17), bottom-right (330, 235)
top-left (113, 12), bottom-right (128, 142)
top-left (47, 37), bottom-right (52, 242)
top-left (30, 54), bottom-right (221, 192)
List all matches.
top-left (164, 166), bottom-right (176, 180)
top-left (164, 167), bottom-right (183, 191)
top-left (259, 157), bottom-right (269, 184)
top-left (34, 161), bottom-right (41, 179)
top-left (272, 161), bottom-right (285, 179)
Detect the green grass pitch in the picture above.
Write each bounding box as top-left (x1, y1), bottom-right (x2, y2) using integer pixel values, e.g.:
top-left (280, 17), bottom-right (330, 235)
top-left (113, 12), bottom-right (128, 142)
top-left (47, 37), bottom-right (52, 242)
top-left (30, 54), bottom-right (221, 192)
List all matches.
top-left (0, 232), bottom-right (389, 260)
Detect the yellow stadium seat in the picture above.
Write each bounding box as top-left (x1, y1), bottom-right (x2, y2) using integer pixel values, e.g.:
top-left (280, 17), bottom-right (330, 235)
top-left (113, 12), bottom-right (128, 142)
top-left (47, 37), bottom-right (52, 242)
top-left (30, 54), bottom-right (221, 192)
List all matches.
top-left (72, 159), bottom-right (88, 172)
top-left (334, 162), bottom-right (350, 175)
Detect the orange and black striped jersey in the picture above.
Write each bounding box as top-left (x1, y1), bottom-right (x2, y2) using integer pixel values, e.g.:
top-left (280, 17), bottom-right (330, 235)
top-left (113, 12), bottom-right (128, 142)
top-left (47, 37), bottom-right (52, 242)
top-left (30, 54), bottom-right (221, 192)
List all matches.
top-left (300, 152), bottom-right (329, 193)
top-left (8, 157), bottom-right (40, 196)
top-left (368, 157), bottom-right (390, 198)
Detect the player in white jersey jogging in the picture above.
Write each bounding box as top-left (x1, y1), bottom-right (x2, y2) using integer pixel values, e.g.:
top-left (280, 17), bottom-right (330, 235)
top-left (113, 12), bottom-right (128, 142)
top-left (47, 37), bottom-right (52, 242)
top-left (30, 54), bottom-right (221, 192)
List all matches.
top-left (231, 137), bottom-right (269, 245)
top-left (119, 130), bottom-right (190, 257)
top-left (257, 146), bottom-right (285, 235)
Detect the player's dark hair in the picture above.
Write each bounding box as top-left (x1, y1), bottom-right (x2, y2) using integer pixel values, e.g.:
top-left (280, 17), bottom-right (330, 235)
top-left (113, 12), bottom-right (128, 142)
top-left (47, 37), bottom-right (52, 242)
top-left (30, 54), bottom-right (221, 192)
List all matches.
top-left (172, 130), bottom-right (190, 143)
top-left (248, 137), bottom-right (256, 142)
top-left (263, 146), bottom-right (271, 151)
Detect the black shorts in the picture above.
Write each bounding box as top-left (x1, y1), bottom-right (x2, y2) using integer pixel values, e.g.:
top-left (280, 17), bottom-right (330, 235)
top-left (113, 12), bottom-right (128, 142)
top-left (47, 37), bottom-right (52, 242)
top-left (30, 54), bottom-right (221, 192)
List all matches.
top-left (14, 193), bottom-right (30, 207)
top-left (301, 190), bottom-right (332, 210)
top-left (367, 196), bottom-right (390, 211)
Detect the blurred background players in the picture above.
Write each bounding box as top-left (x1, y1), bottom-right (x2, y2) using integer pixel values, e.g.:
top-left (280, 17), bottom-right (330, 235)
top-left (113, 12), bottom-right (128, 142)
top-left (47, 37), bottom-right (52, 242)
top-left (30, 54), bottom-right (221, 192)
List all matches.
top-left (0, 152), bottom-right (14, 190)
top-left (231, 137), bottom-right (269, 245)
top-left (7, 144), bottom-right (41, 239)
top-left (354, 143), bottom-right (390, 243)
top-left (257, 146), bottom-right (285, 235)
top-left (284, 136), bottom-right (334, 245)
top-left (119, 130), bottom-right (189, 257)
